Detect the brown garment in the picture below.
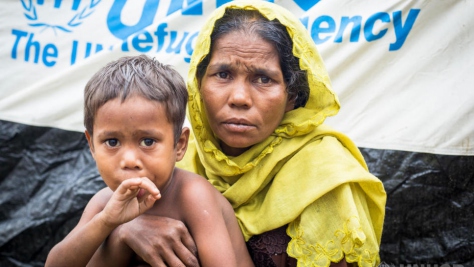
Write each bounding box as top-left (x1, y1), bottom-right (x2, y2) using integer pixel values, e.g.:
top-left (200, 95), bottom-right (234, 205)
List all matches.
top-left (246, 226), bottom-right (296, 267)
top-left (128, 225), bottom-right (295, 267)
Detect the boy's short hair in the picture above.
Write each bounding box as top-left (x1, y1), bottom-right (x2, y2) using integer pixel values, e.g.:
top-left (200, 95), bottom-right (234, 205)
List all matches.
top-left (84, 55), bottom-right (187, 144)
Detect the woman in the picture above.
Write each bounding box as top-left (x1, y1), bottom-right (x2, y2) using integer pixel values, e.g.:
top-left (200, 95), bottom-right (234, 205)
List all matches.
top-left (102, 1), bottom-right (386, 266)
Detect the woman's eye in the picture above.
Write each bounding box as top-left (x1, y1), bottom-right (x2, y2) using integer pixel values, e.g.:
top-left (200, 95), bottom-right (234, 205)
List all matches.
top-left (217, 72), bottom-right (229, 79)
top-left (105, 139), bottom-right (120, 147)
top-left (256, 76), bottom-right (271, 84)
top-left (140, 138), bottom-right (155, 147)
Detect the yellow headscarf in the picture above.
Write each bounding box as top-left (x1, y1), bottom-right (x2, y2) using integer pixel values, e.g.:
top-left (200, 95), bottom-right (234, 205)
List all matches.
top-left (178, 1), bottom-right (386, 266)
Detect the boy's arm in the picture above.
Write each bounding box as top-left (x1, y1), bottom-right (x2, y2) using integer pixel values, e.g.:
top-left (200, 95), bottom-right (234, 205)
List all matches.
top-left (45, 188), bottom-right (116, 267)
top-left (182, 177), bottom-right (253, 267)
top-left (88, 226), bottom-right (134, 267)
top-left (46, 178), bottom-right (160, 267)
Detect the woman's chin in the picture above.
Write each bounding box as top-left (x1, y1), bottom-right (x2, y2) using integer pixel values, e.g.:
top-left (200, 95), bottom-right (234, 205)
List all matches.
top-left (220, 141), bottom-right (253, 157)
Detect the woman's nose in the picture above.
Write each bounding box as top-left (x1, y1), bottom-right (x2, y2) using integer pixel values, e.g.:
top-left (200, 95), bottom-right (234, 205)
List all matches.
top-left (228, 79), bottom-right (252, 108)
top-left (120, 148), bottom-right (142, 170)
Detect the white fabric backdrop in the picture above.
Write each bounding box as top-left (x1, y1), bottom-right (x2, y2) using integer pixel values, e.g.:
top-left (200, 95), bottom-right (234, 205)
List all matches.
top-left (1, 0), bottom-right (472, 155)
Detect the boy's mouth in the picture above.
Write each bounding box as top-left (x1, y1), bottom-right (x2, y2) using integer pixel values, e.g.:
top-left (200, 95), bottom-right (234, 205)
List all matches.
top-left (137, 188), bottom-right (146, 199)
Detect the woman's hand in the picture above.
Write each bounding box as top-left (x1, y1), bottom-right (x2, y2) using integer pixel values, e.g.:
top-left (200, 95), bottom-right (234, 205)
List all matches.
top-left (116, 214), bottom-right (199, 267)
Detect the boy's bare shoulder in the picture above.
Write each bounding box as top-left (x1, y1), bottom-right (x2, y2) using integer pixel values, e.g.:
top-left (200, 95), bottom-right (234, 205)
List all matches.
top-left (174, 167), bottom-right (205, 181)
top-left (87, 187), bottom-right (113, 210)
top-left (174, 168), bottom-right (225, 204)
top-left (74, 187), bottom-right (113, 224)
top-left (173, 168), bottom-right (235, 228)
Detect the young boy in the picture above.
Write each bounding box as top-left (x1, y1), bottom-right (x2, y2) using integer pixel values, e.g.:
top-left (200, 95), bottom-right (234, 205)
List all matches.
top-left (45, 55), bottom-right (254, 267)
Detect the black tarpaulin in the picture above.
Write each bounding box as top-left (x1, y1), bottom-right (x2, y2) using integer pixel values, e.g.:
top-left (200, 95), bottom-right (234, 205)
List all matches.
top-left (0, 119), bottom-right (473, 266)
top-left (0, 120), bottom-right (105, 267)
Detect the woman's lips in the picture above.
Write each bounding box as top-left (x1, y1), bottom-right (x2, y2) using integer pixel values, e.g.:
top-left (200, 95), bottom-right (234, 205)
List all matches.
top-left (221, 119), bottom-right (255, 133)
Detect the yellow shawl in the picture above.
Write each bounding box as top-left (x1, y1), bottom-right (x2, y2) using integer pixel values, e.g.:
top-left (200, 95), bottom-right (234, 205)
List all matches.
top-left (177, 1), bottom-right (386, 266)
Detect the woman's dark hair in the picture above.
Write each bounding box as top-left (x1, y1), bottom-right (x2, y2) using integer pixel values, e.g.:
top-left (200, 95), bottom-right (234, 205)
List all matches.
top-left (196, 8), bottom-right (309, 109)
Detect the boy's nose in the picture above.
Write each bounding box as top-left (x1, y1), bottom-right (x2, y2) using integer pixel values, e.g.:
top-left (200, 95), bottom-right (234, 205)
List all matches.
top-left (120, 148), bottom-right (142, 170)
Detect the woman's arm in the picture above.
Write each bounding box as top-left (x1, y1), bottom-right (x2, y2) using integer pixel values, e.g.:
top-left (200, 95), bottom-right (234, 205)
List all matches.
top-left (110, 215), bottom-right (200, 267)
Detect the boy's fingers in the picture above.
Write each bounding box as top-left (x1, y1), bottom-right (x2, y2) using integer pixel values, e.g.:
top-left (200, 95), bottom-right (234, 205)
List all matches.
top-left (112, 179), bottom-right (142, 199)
top-left (136, 177), bottom-right (161, 199)
top-left (141, 194), bottom-right (159, 209)
top-left (114, 177), bottom-right (160, 202)
top-left (115, 179), bottom-right (139, 196)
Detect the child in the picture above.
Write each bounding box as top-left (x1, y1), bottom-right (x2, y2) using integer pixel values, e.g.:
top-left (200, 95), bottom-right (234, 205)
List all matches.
top-left (45, 55), bottom-right (254, 267)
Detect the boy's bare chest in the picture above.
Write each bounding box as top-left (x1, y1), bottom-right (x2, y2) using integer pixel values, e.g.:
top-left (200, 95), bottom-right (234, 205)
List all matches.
top-left (143, 179), bottom-right (185, 221)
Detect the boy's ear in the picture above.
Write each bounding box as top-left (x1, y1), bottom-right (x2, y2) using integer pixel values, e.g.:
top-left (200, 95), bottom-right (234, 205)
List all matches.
top-left (176, 127), bottom-right (190, 161)
top-left (84, 130), bottom-right (95, 159)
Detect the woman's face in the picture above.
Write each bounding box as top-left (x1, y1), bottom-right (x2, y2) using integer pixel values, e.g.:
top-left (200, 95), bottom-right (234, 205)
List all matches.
top-left (200, 31), bottom-right (294, 156)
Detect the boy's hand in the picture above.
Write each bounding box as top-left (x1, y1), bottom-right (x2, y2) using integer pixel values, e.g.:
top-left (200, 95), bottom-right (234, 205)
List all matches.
top-left (100, 178), bottom-right (161, 227)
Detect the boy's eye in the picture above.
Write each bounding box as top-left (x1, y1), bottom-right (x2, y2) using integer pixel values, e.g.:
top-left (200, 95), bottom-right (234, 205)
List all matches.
top-left (140, 138), bottom-right (155, 147)
top-left (105, 139), bottom-right (120, 147)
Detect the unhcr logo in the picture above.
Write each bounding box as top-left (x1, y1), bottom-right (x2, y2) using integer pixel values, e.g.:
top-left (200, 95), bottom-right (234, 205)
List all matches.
top-left (21, 0), bottom-right (101, 34)
top-left (10, 0), bottom-right (419, 68)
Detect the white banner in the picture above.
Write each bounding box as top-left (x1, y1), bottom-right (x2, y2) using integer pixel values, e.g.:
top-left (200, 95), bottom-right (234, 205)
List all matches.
top-left (1, 0), bottom-right (473, 155)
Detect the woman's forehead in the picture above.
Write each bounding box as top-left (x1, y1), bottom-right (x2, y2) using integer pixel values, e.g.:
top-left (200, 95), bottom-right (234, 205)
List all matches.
top-left (211, 31), bottom-right (277, 58)
top-left (208, 33), bottom-right (281, 72)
